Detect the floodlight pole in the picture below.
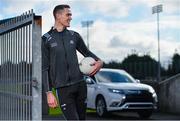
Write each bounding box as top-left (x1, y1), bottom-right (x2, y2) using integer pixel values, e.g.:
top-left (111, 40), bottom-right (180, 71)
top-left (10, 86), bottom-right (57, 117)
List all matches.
top-left (152, 4), bottom-right (163, 82)
top-left (81, 20), bottom-right (94, 49)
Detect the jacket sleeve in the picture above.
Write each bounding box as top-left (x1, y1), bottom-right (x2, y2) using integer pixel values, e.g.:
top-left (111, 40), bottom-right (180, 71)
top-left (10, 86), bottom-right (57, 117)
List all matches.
top-left (76, 33), bottom-right (100, 61)
top-left (41, 37), bottom-right (52, 92)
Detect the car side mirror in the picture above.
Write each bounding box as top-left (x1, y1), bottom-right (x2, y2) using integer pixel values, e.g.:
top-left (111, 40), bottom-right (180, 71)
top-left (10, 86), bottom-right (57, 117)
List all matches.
top-left (135, 79), bottom-right (140, 83)
top-left (86, 78), bottom-right (94, 85)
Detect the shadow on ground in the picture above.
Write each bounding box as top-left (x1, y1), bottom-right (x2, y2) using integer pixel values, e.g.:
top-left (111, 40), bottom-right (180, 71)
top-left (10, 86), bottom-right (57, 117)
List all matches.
top-left (42, 112), bottom-right (143, 120)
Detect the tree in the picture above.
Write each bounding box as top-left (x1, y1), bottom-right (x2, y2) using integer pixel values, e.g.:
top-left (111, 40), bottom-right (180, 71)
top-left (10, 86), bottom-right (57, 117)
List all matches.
top-left (120, 54), bottom-right (158, 80)
top-left (171, 53), bottom-right (180, 74)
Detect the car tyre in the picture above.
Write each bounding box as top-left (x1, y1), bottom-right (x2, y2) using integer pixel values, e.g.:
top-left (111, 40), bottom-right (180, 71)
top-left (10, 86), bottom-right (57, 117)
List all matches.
top-left (96, 96), bottom-right (107, 117)
top-left (138, 109), bottom-right (153, 119)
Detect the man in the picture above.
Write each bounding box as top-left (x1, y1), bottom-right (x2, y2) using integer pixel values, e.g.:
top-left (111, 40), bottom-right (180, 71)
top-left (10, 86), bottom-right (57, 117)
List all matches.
top-left (42, 4), bottom-right (103, 120)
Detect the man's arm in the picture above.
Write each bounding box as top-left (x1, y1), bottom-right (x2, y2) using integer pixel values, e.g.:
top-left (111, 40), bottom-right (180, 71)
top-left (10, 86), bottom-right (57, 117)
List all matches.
top-left (42, 36), bottom-right (58, 108)
top-left (76, 33), bottom-right (99, 59)
top-left (76, 33), bottom-right (103, 75)
top-left (41, 36), bottom-right (52, 92)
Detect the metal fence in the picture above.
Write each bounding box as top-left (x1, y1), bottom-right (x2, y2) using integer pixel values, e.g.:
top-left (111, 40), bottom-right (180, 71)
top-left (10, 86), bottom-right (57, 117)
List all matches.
top-left (0, 10), bottom-right (42, 120)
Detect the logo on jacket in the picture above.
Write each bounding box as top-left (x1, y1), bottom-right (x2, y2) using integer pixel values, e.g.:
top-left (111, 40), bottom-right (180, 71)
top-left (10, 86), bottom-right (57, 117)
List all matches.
top-left (50, 42), bottom-right (57, 47)
top-left (70, 40), bottom-right (74, 44)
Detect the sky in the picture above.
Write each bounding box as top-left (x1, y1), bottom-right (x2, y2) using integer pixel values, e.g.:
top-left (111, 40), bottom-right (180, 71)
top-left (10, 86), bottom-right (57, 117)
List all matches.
top-left (0, 0), bottom-right (180, 66)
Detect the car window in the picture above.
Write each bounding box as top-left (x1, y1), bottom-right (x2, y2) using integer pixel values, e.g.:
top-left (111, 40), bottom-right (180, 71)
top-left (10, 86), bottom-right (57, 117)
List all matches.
top-left (95, 71), bottom-right (135, 83)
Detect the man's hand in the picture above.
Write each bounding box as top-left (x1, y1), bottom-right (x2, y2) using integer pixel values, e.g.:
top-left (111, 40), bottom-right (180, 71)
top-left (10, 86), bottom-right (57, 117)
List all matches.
top-left (90, 60), bottom-right (103, 76)
top-left (46, 91), bottom-right (58, 108)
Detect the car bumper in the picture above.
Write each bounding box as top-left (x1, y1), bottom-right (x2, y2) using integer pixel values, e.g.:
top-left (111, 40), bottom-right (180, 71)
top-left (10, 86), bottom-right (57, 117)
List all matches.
top-left (107, 102), bottom-right (157, 111)
top-left (106, 91), bottom-right (158, 112)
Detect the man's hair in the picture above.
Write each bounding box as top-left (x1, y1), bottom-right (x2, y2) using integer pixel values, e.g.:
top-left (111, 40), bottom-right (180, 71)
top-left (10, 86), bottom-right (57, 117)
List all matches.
top-left (53, 4), bottom-right (70, 19)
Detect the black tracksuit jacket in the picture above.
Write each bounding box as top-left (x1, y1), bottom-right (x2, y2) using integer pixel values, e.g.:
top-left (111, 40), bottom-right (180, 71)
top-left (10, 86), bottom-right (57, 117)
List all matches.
top-left (42, 28), bottom-right (99, 92)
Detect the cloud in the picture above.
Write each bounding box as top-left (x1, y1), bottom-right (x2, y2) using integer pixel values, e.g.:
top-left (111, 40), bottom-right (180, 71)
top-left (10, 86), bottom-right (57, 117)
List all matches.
top-left (81, 0), bottom-right (131, 18)
top-left (1, 0), bottom-right (43, 17)
top-left (85, 18), bottom-right (179, 62)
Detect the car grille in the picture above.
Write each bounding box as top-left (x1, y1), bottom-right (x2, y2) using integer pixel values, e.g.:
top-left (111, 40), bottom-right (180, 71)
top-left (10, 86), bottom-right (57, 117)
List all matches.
top-left (128, 104), bottom-right (153, 108)
top-left (124, 90), bottom-right (153, 103)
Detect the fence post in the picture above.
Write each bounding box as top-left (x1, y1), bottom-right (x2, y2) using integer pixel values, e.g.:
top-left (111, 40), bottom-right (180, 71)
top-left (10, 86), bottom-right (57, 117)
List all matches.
top-left (32, 15), bottom-right (42, 120)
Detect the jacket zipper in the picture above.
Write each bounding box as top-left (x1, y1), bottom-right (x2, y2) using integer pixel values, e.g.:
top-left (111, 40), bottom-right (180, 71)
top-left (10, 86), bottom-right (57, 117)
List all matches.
top-left (61, 32), bottom-right (70, 82)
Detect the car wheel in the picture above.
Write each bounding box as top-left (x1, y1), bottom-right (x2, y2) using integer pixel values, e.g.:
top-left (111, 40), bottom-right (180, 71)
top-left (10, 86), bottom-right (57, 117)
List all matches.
top-left (137, 109), bottom-right (153, 119)
top-left (96, 96), bottom-right (107, 117)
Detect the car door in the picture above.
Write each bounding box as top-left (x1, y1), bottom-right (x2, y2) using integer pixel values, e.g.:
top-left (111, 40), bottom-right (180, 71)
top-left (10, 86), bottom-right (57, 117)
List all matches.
top-left (86, 76), bottom-right (97, 109)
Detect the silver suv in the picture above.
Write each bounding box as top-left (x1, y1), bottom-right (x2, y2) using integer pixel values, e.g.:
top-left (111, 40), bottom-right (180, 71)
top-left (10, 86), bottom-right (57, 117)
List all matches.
top-left (86, 68), bottom-right (158, 119)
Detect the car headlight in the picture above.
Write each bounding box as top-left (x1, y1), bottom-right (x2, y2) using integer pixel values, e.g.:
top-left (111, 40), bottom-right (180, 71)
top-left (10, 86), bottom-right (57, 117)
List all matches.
top-left (108, 89), bottom-right (125, 94)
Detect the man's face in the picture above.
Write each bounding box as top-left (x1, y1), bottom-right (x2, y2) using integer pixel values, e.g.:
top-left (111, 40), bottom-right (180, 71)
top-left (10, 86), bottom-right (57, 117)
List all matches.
top-left (56, 8), bottom-right (72, 27)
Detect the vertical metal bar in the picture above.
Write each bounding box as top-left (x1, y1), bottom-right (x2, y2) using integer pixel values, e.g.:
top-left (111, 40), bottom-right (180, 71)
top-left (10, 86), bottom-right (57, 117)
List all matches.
top-left (19, 25), bottom-right (21, 121)
top-left (30, 13), bottom-right (33, 120)
top-left (16, 28), bottom-right (18, 120)
top-left (11, 31), bottom-right (16, 119)
top-left (11, 26), bottom-right (14, 120)
top-left (27, 24), bottom-right (30, 120)
top-left (5, 32), bottom-right (7, 120)
top-left (17, 28), bottom-right (20, 120)
top-left (22, 25), bottom-right (25, 120)
top-left (23, 25), bottom-right (25, 120)
top-left (25, 25), bottom-right (27, 120)
top-left (11, 30), bottom-right (14, 119)
top-left (12, 30), bottom-right (15, 120)
top-left (6, 32), bottom-right (8, 120)
top-left (28, 10), bottom-right (31, 120)
top-left (8, 31), bottom-right (10, 120)
top-left (21, 26), bottom-right (23, 120)
top-left (1, 34), bottom-right (3, 120)
top-left (20, 26), bottom-right (23, 120)
top-left (25, 25), bottom-right (28, 120)
top-left (16, 29), bottom-right (18, 120)
top-left (0, 34), bottom-right (2, 120)
top-left (2, 34), bottom-right (4, 120)
top-left (21, 25), bottom-right (24, 120)
top-left (0, 34), bottom-right (1, 119)
top-left (5, 31), bottom-right (9, 120)
top-left (4, 32), bottom-right (7, 120)
top-left (15, 28), bottom-right (17, 120)
top-left (32, 15), bottom-right (42, 121)
top-left (0, 32), bottom-right (0, 119)
top-left (24, 24), bottom-right (26, 121)
top-left (3, 34), bottom-right (4, 119)
top-left (30, 23), bottom-right (33, 120)
top-left (27, 24), bottom-right (29, 120)
top-left (6, 30), bottom-right (8, 120)
top-left (18, 27), bottom-right (21, 120)
top-left (20, 26), bottom-right (22, 120)
top-left (10, 30), bottom-right (12, 120)
top-left (3, 33), bottom-right (5, 120)
top-left (5, 32), bottom-right (7, 119)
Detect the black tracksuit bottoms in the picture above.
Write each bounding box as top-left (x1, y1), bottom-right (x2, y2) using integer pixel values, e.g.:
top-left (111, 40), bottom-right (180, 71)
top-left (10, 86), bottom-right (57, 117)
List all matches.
top-left (56, 81), bottom-right (87, 120)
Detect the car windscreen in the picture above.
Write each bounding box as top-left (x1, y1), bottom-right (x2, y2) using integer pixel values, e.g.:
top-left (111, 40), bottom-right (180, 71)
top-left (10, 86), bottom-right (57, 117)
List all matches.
top-left (95, 71), bottom-right (136, 83)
